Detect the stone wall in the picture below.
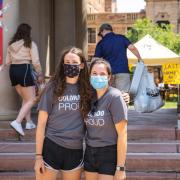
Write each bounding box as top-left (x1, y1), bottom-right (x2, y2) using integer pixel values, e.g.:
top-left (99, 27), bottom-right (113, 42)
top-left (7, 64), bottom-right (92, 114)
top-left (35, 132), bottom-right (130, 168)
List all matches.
top-left (87, 0), bottom-right (105, 13)
top-left (146, 0), bottom-right (180, 33)
top-left (87, 12), bottom-right (146, 57)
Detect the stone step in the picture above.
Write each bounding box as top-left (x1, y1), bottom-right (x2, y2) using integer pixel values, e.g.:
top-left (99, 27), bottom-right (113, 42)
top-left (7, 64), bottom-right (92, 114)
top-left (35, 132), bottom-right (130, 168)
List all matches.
top-left (0, 124), bottom-right (177, 141)
top-left (0, 171), bottom-right (178, 180)
top-left (126, 153), bottom-right (180, 172)
top-left (0, 153), bottom-right (34, 171)
top-left (0, 172), bottom-right (34, 180)
top-left (0, 128), bottom-right (36, 141)
top-left (127, 172), bottom-right (178, 180)
top-left (0, 142), bottom-right (35, 153)
top-left (0, 152), bottom-right (180, 172)
top-left (128, 142), bottom-right (180, 153)
top-left (0, 142), bottom-right (180, 153)
top-left (128, 125), bottom-right (176, 141)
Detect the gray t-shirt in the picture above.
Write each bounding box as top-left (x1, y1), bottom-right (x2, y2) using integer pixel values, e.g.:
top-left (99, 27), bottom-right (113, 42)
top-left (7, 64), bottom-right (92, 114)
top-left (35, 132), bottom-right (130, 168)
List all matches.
top-left (38, 83), bottom-right (85, 149)
top-left (85, 86), bottom-right (128, 147)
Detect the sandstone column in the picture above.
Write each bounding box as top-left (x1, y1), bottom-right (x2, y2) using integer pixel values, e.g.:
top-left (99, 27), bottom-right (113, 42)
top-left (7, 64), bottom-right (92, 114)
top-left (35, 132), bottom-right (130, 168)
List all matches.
top-left (54, 0), bottom-right (87, 64)
top-left (0, 0), bottom-right (21, 120)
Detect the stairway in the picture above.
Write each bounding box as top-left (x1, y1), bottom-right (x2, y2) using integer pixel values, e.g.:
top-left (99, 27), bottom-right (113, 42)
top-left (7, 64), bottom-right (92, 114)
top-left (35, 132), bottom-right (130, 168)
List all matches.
top-left (0, 109), bottom-right (180, 180)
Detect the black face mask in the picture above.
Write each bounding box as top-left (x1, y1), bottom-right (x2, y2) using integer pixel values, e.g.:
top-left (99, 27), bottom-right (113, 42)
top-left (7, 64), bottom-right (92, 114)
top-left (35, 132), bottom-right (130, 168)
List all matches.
top-left (64, 64), bottom-right (80, 78)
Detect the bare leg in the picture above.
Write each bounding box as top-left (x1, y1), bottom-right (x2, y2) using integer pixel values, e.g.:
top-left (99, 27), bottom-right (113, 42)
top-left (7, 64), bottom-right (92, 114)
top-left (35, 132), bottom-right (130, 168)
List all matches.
top-left (15, 85), bottom-right (35, 123)
top-left (15, 86), bottom-right (31, 121)
top-left (22, 100), bottom-right (31, 121)
top-left (36, 167), bottom-right (58, 180)
top-left (98, 174), bottom-right (114, 180)
top-left (85, 171), bottom-right (98, 180)
top-left (62, 168), bottom-right (82, 180)
top-left (15, 85), bottom-right (31, 121)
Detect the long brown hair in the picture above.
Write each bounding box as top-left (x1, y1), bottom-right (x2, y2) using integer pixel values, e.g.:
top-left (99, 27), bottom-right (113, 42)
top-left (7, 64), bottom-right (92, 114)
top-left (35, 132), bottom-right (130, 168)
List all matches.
top-left (9, 23), bottom-right (32, 48)
top-left (50, 46), bottom-right (92, 118)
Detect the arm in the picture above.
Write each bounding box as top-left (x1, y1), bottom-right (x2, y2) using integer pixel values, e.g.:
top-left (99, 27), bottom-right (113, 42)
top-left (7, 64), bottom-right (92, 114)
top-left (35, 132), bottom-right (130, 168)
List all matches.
top-left (114, 120), bottom-right (127, 180)
top-left (128, 44), bottom-right (142, 61)
top-left (94, 42), bottom-right (102, 57)
top-left (30, 42), bottom-right (43, 74)
top-left (34, 110), bottom-right (48, 174)
top-left (109, 91), bottom-right (128, 180)
top-left (30, 42), bottom-right (44, 83)
top-left (1, 48), bottom-right (12, 71)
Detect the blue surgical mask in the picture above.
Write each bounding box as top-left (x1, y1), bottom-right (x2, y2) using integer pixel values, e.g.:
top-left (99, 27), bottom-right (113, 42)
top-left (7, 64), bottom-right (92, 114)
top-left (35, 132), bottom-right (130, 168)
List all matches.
top-left (90, 75), bottom-right (109, 89)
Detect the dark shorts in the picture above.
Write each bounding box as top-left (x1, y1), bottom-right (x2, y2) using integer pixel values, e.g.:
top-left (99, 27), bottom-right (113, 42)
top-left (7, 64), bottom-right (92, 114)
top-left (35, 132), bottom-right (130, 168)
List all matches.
top-left (9, 64), bottom-right (35, 87)
top-left (84, 144), bottom-right (117, 175)
top-left (42, 137), bottom-right (84, 171)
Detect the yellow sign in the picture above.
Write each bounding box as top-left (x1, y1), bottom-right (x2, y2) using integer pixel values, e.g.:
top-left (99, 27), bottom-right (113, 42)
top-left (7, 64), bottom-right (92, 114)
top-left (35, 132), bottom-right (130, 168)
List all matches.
top-left (162, 64), bottom-right (180, 84)
top-left (128, 64), bottom-right (134, 72)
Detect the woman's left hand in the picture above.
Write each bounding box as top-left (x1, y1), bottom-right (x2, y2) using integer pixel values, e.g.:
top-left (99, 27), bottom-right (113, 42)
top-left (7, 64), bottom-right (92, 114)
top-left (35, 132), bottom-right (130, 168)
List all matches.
top-left (122, 92), bottom-right (130, 104)
top-left (114, 170), bottom-right (126, 180)
top-left (37, 74), bottom-right (45, 84)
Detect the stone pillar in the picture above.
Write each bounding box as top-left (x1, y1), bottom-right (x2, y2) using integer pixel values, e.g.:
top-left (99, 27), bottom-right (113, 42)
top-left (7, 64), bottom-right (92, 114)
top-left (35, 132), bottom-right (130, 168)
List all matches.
top-left (75, 0), bottom-right (88, 58)
top-left (0, 0), bottom-right (21, 120)
top-left (54, 0), bottom-right (87, 64)
top-left (19, 0), bottom-right (52, 76)
top-left (54, 0), bottom-right (75, 65)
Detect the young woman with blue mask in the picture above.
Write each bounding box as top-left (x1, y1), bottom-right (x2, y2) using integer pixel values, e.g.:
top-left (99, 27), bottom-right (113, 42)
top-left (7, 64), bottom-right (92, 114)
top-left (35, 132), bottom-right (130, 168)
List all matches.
top-left (84, 58), bottom-right (128, 180)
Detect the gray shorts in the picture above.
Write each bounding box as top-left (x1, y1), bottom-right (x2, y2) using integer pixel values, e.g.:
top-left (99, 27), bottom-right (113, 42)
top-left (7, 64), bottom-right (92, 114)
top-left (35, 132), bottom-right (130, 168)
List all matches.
top-left (112, 73), bottom-right (131, 92)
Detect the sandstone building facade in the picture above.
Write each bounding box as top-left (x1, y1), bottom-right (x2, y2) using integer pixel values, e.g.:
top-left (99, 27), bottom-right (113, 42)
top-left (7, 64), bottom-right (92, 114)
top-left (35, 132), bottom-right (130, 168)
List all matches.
top-left (87, 0), bottom-right (180, 59)
top-left (146, 0), bottom-right (180, 33)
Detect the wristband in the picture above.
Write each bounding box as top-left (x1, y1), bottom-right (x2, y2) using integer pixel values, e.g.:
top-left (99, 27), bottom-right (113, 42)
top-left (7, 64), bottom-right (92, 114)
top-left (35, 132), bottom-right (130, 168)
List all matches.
top-left (36, 154), bottom-right (42, 156)
top-left (116, 166), bottom-right (125, 171)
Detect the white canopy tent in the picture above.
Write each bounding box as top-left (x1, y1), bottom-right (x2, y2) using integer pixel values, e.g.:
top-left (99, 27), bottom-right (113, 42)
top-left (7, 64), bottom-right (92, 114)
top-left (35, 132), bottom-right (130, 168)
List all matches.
top-left (127, 34), bottom-right (180, 65)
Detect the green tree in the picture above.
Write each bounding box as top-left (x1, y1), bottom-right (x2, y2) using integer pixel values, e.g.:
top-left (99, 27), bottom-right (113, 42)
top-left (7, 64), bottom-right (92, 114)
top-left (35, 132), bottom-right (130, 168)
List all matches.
top-left (126, 18), bottom-right (180, 55)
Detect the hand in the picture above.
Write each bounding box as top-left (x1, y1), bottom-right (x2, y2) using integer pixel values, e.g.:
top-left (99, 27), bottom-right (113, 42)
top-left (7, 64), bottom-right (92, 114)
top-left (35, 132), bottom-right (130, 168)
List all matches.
top-left (0, 64), bottom-right (5, 71)
top-left (37, 74), bottom-right (45, 84)
top-left (114, 170), bottom-right (126, 180)
top-left (122, 92), bottom-right (130, 104)
top-left (34, 157), bottom-right (45, 174)
top-left (138, 59), bottom-right (144, 63)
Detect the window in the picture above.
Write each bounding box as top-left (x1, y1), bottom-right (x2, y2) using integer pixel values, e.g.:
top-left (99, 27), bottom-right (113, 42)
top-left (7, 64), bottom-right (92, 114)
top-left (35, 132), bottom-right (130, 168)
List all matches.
top-left (88, 28), bottom-right (96, 43)
top-left (156, 20), bottom-right (170, 29)
top-left (127, 27), bottom-right (133, 31)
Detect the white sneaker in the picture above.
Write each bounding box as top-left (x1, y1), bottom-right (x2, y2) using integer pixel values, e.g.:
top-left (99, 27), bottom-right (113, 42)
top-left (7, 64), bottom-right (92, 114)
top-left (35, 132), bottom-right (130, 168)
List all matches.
top-left (10, 120), bottom-right (25, 136)
top-left (25, 120), bottom-right (36, 130)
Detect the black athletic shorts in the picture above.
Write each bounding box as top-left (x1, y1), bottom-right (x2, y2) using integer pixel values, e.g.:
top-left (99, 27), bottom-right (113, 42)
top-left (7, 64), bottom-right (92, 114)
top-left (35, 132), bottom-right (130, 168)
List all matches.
top-left (42, 137), bottom-right (84, 171)
top-left (84, 144), bottom-right (117, 175)
top-left (9, 64), bottom-right (35, 87)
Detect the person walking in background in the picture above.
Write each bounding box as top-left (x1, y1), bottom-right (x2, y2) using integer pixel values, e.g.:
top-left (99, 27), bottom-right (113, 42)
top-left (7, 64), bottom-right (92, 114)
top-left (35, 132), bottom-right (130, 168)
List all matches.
top-left (84, 58), bottom-right (128, 180)
top-left (1, 23), bottom-right (44, 136)
top-left (35, 47), bottom-right (91, 180)
top-left (95, 23), bottom-right (142, 92)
